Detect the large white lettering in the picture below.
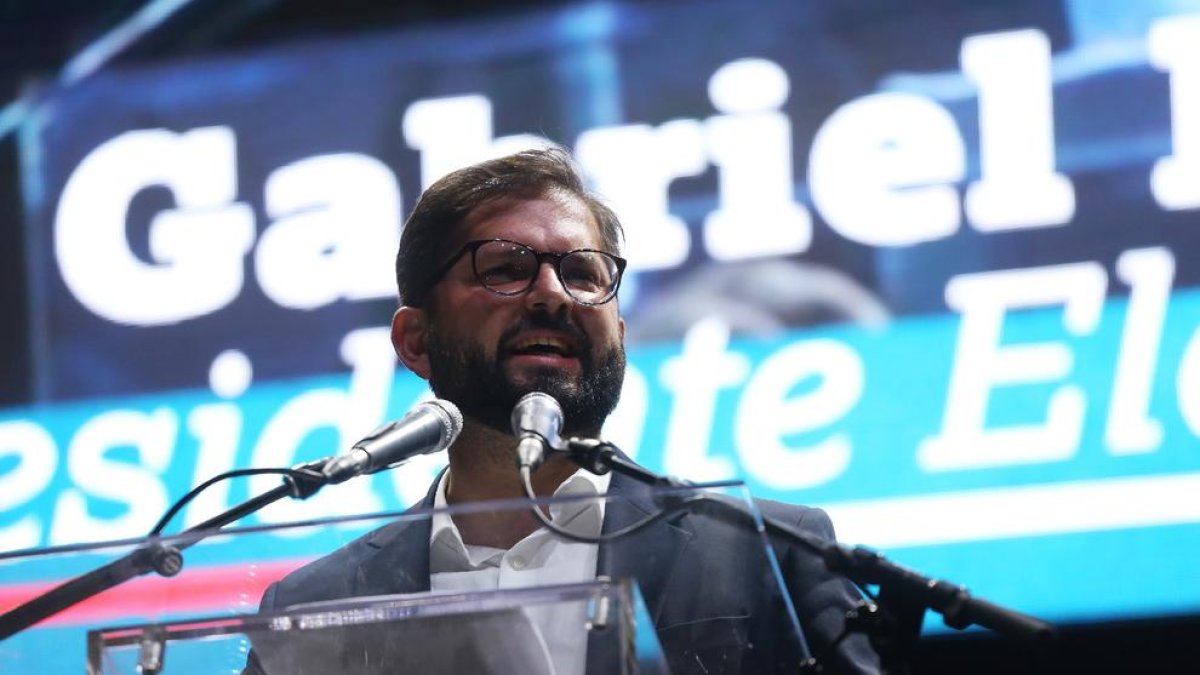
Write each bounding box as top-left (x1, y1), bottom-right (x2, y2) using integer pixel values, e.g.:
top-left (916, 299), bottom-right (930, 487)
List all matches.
top-left (659, 318), bottom-right (748, 481)
top-left (735, 339), bottom-right (860, 490)
top-left (49, 409), bottom-right (176, 544)
top-left (575, 120), bottom-right (703, 271)
top-left (1177, 324), bottom-right (1200, 437)
top-left (1149, 14), bottom-right (1200, 210)
top-left (962, 29), bottom-right (1075, 230)
top-left (702, 58), bottom-right (811, 260)
top-left (809, 92), bottom-right (965, 246)
top-left (55, 127), bottom-right (255, 325)
top-left (0, 421), bottom-right (57, 550)
top-left (47, 19), bottom-right (1200, 336)
top-left (403, 95), bottom-right (496, 190)
top-left (256, 153), bottom-right (402, 309)
top-left (1105, 248), bottom-right (1173, 454)
top-left (402, 94), bottom-right (548, 189)
top-left (918, 262), bottom-right (1106, 471)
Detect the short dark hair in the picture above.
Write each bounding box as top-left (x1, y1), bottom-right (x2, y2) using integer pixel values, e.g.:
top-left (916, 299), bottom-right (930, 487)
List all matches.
top-left (395, 145), bottom-right (624, 308)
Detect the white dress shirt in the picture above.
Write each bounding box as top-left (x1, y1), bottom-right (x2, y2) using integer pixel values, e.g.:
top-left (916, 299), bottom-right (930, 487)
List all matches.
top-left (428, 468), bottom-right (612, 675)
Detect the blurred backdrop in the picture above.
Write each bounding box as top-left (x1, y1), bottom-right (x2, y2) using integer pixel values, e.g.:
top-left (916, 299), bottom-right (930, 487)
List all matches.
top-left (2, 1), bottom-right (1200, 672)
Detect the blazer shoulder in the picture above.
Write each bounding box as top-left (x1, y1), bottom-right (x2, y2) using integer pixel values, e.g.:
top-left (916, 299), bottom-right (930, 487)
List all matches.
top-left (262, 482), bottom-right (443, 610)
top-left (753, 498), bottom-right (837, 541)
top-left (261, 509), bottom-right (429, 610)
top-left (259, 529), bottom-right (374, 609)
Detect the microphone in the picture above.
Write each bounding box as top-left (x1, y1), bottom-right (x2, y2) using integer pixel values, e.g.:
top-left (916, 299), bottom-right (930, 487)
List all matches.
top-left (511, 392), bottom-right (563, 471)
top-left (322, 399), bottom-right (463, 484)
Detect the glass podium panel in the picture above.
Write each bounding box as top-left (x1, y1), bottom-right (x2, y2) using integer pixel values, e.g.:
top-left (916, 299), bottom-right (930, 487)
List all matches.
top-left (88, 579), bottom-right (657, 675)
top-left (0, 480), bottom-right (812, 674)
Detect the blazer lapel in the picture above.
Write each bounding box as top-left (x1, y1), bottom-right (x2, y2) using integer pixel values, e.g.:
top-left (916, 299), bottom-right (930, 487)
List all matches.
top-left (587, 471), bottom-right (693, 674)
top-left (352, 475), bottom-right (443, 596)
top-left (596, 471), bottom-right (694, 624)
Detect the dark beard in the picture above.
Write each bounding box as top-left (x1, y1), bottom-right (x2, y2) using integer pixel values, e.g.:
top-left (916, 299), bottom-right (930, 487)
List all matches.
top-left (424, 310), bottom-right (626, 439)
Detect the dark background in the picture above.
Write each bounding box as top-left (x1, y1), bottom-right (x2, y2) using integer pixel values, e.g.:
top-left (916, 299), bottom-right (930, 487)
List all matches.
top-left (2, 2), bottom-right (1197, 672)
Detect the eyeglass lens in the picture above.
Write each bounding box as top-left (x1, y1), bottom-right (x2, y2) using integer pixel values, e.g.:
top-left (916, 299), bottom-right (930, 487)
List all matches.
top-left (473, 240), bottom-right (619, 303)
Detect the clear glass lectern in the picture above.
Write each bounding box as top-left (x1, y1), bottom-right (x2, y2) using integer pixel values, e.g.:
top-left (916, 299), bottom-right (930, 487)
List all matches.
top-left (0, 481), bottom-right (807, 674)
top-left (89, 578), bottom-right (658, 675)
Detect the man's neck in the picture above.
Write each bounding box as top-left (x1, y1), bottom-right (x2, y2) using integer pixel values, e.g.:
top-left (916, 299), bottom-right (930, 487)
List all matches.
top-left (442, 420), bottom-right (583, 548)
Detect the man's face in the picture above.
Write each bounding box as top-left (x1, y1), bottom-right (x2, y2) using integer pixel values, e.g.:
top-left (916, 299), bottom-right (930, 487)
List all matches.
top-left (422, 191), bottom-right (626, 437)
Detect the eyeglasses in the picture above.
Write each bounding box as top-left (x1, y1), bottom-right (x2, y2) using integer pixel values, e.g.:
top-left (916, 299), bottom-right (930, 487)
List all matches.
top-left (431, 238), bottom-right (627, 305)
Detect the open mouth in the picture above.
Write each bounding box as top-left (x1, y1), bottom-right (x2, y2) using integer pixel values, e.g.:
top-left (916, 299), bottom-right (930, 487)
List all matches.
top-left (507, 335), bottom-right (577, 359)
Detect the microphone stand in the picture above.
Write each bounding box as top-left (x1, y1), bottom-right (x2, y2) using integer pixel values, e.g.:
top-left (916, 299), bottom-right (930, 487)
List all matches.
top-left (0, 463), bottom-right (328, 641)
top-left (561, 438), bottom-right (1056, 673)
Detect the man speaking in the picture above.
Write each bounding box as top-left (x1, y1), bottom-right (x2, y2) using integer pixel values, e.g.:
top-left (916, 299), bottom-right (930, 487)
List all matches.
top-left (253, 146), bottom-right (880, 674)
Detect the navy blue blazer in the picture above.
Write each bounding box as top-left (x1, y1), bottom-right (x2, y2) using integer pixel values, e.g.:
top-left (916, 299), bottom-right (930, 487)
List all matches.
top-left (256, 471), bottom-right (879, 674)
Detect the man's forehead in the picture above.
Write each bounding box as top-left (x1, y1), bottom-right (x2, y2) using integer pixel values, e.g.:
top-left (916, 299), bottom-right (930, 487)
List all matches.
top-left (459, 190), bottom-right (602, 247)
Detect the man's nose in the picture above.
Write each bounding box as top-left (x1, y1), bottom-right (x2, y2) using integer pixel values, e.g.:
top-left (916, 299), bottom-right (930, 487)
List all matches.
top-left (523, 261), bottom-right (572, 311)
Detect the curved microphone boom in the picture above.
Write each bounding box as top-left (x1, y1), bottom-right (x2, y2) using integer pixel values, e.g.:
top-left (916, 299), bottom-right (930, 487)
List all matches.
top-left (323, 399), bottom-right (463, 484)
top-left (511, 392), bottom-right (563, 471)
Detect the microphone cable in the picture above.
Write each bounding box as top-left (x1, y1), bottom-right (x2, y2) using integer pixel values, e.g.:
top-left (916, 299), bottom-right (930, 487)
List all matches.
top-left (147, 463), bottom-right (326, 536)
top-left (516, 463), bottom-right (696, 544)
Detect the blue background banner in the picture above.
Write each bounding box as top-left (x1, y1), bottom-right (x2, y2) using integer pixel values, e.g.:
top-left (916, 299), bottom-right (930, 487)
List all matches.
top-left (4, 284), bottom-right (1199, 626)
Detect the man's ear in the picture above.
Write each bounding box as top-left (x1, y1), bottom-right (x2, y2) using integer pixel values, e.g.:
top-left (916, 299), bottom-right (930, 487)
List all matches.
top-left (392, 306), bottom-right (432, 380)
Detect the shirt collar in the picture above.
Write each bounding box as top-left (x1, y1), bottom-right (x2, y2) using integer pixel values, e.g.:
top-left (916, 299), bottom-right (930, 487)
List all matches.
top-left (429, 467), bottom-right (612, 570)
